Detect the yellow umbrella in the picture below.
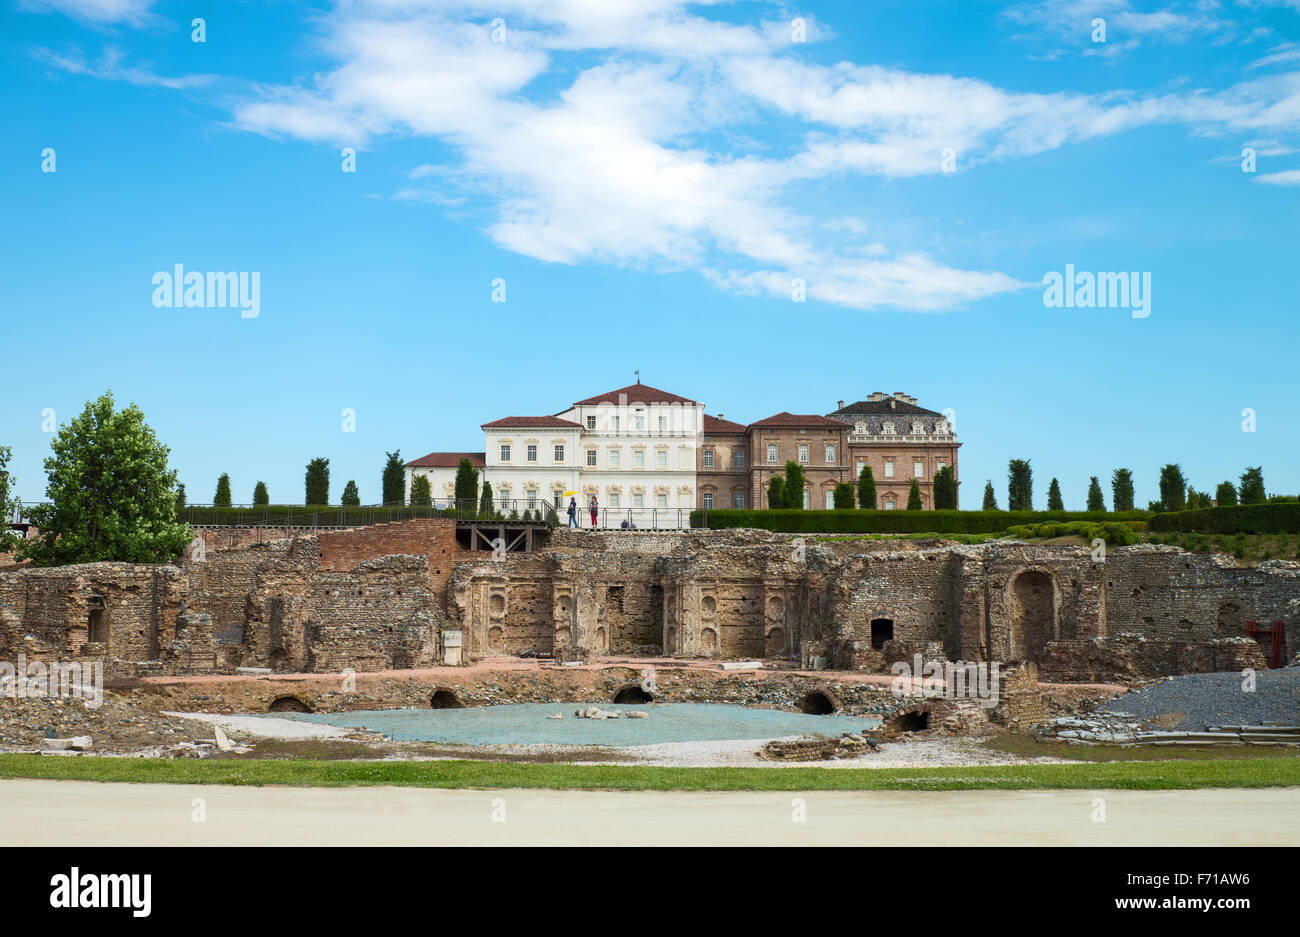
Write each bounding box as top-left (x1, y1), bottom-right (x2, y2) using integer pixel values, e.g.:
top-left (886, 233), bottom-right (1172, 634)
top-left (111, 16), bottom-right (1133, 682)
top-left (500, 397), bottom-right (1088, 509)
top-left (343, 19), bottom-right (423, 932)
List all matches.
top-left (562, 490), bottom-right (578, 497)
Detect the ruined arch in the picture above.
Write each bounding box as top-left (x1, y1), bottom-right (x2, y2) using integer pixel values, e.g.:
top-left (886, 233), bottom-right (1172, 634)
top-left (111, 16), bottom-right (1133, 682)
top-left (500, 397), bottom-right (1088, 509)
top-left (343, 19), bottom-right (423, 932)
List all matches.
top-left (613, 683), bottom-right (653, 704)
top-left (1008, 569), bottom-right (1056, 662)
top-left (268, 696), bottom-right (313, 713)
top-left (799, 688), bottom-right (840, 714)
top-left (430, 688), bottom-right (465, 709)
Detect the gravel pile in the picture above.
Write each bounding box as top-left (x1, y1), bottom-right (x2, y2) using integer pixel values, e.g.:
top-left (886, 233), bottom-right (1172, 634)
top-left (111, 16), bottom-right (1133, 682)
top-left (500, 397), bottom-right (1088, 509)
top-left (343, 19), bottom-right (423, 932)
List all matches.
top-left (1096, 668), bottom-right (1300, 731)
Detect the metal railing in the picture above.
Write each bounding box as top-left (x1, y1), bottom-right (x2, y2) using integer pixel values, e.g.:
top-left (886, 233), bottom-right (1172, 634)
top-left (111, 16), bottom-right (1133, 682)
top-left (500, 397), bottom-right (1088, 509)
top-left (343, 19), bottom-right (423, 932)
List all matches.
top-left (182, 499), bottom-right (558, 529)
top-left (561, 507), bottom-right (692, 530)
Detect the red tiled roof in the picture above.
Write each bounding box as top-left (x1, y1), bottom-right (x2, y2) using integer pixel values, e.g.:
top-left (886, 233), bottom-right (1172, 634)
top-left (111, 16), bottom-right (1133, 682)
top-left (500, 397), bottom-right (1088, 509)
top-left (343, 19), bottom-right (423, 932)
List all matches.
top-left (571, 382), bottom-right (699, 407)
top-left (405, 451), bottom-right (485, 468)
top-left (480, 416), bottom-right (582, 429)
top-left (750, 412), bottom-right (846, 428)
top-left (704, 414), bottom-right (747, 433)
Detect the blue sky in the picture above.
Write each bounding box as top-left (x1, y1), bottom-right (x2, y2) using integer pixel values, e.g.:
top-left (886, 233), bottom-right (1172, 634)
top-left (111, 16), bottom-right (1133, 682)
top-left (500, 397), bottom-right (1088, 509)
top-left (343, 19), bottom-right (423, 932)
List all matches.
top-left (2, 0), bottom-right (1297, 508)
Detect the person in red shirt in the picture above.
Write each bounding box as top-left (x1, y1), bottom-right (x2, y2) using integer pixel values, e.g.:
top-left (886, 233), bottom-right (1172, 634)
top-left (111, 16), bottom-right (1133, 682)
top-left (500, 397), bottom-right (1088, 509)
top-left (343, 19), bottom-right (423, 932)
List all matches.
top-left (588, 496), bottom-right (599, 529)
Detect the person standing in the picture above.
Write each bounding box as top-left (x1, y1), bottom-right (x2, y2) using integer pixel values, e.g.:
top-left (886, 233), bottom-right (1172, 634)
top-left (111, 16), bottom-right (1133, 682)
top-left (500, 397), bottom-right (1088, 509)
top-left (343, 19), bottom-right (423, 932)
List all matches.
top-left (589, 495), bottom-right (598, 529)
top-left (567, 497), bottom-right (578, 528)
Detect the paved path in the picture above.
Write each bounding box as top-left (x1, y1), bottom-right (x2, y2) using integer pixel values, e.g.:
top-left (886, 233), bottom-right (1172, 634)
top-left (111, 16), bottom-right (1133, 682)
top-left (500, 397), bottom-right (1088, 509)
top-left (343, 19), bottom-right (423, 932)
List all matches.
top-left (2, 781), bottom-right (1296, 846)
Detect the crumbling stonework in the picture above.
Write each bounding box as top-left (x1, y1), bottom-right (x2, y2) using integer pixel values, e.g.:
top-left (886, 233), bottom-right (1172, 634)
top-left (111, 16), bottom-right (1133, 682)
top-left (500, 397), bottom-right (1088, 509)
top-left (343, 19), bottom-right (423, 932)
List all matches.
top-left (2, 524), bottom-right (1296, 683)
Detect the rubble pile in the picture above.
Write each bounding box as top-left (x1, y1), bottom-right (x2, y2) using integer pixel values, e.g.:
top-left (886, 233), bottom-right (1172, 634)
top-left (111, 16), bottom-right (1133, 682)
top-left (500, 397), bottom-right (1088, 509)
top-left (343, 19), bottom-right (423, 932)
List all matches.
top-left (758, 732), bottom-right (878, 761)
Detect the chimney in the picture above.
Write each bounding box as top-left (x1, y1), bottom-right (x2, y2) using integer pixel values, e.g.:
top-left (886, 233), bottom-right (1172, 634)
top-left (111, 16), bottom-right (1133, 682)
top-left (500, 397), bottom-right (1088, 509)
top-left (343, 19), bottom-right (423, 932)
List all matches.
top-left (836, 400), bottom-right (844, 410)
top-left (717, 414), bottom-right (724, 421)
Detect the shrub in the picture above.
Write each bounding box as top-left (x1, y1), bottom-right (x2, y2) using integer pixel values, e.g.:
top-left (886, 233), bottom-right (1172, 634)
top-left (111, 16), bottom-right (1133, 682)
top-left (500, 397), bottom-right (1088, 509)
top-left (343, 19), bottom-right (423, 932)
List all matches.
top-left (1147, 502), bottom-right (1300, 534)
top-left (833, 482), bottom-right (855, 509)
top-left (690, 509), bottom-right (1150, 534)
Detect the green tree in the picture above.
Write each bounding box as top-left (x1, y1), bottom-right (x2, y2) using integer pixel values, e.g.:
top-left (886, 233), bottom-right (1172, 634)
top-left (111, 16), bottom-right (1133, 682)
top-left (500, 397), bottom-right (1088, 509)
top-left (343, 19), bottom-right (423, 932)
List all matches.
top-left (1158, 464), bottom-right (1186, 512)
top-left (252, 481), bottom-right (269, 506)
top-left (0, 446), bottom-right (20, 552)
top-left (1046, 477), bottom-right (1064, 511)
top-left (857, 464), bottom-right (877, 509)
top-left (410, 474), bottom-right (432, 506)
top-left (305, 457), bottom-right (330, 505)
top-left (1239, 466), bottom-right (1266, 505)
top-left (341, 480), bottom-right (361, 506)
top-left (1007, 459), bottom-right (1033, 511)
top-left (18, 392), bottom-right (190, 566)
top-left (783, 461), bottom-right (806, 509)
top-left (479, 479), bottom-right (495, 517)
top-left (1111, 468), bottom-right (1135, 512)
top-left (833, 482), bottom-right (855, 509)
top-left (214, 473), bottom-right (232, 507)
top-left (173, 483), bottom-right (186, 520)
top-left (982, 480), bottom-right (998, 511)
top-left (1215, 481), bottom-right (1238, 506)
top-left (906, 478), bottom-right (923, 510)
top-left (382, 450), bottom-right (405, 505)
top-left (453, 458), bottom-right (479, 508)
top-left (933, 465), bottom-right (958, 509)
top-left (1086, 476), bottom-right (1106, 512)
top-left (766, 475), bottom-right (786, 509)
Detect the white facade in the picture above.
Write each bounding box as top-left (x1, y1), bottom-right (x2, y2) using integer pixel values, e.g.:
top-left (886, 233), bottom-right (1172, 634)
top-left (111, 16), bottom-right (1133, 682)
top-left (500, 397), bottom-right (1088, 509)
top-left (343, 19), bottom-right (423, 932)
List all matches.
top-left (405, 385), bottom-right (705, 527)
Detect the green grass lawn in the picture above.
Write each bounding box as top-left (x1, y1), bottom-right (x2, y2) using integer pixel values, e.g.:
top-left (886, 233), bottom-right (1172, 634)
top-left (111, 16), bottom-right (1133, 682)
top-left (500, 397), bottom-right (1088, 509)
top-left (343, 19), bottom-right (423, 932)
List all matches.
top-left (1, 753), bottom-right (1297, 791)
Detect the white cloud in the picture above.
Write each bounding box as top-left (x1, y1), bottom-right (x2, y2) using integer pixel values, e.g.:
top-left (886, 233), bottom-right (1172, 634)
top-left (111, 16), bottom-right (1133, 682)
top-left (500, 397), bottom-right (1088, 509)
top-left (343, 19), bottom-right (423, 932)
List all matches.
top-left (1254, 168), bottom-right (1300, 183)
top-left (19, 0), bottom-right (154, 26)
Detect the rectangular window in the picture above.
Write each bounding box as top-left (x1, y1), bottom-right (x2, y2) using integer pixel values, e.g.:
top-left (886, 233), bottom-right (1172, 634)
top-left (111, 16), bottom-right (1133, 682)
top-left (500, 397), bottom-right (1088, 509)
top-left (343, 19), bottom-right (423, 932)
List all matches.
top-left (884, 500), bottom-right (896, 510)
top-left (609, 492), bottom-right (620, 509)
top-left (702, 450), bottom-right (714, 468)
top-left (658, 415), bottom-right (668, 432)
top-left (825, 444), bottom-right (836, 464)
top-left (826, 491), bottom-right (835, 510)
top-left (554, 490), bottom-right (563, 508)
top-left (609, 449), bottom-right (620, 467)
top-left (733, 492), bottom-right (744, 509)
top-left (500, 493), bottom-right (509, 509)
top-left (611, 415), bottom-right (620, 432)
top-left (527, 490), bottom-right (537, 509)
top-left (856, 460), bottom-right (866, 477)
top-left (767, 444), bottom-right (778, 463)
top-left (527, 445), bottom-right (537, 462)
top-left (733, 450), bottom-right (744, 468)
top-left (914, 461), bottom-right (924, 478)
top-left (586, 416), bottom-right (596, 430)
top-left (798, 444), bottom-right (809, 463)
top-left (656, 493), bottom-right (667, 509)
top-left (634, 450), bottom-right (645, 468)
top-left (500, 444), bottom-right (510, 462)
top-left (802, 489), bottom-right (810, 509)
top-left (586, 450), bottom-right (597, 467)
top-left (884, 459), bottom-right (894, 478)
top-left (702, 493), bottom-right (714, 510)
top-left (633, 492), bottom-right (644, 509)
top-left (554, 444), bottom-right (565, 462)
top-left (656, 450), bottom-right (667, 468)
top-left (634, 415), bottom-right (645, 431)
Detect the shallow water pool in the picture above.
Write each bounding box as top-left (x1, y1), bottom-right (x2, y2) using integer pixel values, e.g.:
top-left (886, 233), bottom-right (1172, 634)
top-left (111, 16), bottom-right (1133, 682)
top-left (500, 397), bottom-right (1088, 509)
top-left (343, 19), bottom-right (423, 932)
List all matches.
top-left (263, 703), bottom-right (881, 747)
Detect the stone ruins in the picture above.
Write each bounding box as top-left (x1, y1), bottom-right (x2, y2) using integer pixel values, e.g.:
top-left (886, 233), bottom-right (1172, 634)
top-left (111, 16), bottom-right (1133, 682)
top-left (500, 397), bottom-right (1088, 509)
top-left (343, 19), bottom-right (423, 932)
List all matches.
top-left (1, 519), bottom-right (1295, 683)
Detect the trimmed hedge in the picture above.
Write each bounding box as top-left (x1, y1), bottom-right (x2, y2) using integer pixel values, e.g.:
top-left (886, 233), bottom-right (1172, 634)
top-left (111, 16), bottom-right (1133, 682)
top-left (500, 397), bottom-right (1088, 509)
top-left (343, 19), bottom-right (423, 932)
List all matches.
top-left (1006, 521), bottom-right (1141, 546)
top-left (1147, 502), bottom-right (1300, 534)
top-left (690, 509), bottom-right (1151, 534)
top-left (180, 504), bottom-right (557, 527)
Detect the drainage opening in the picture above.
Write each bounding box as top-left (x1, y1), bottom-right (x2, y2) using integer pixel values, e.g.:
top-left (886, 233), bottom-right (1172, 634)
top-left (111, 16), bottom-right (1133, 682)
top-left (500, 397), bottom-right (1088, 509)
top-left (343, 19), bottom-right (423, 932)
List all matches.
top-left (800, 690), bottom-right (839, 715)
top-left (613, 684), bottom-right (653, 704)
top-left (870, 618), bottom-right (894, 650)
top-left (268, 696), bottom-right (313, 713)
top-left (891, 709), bottom-right (929, 733)
top-left (430, 688), bottom-right (466, 709)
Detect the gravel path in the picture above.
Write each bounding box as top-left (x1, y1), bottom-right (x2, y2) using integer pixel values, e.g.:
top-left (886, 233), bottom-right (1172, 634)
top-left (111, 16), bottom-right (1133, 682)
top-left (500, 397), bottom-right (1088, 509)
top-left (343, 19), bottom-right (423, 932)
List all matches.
top-left (166, 712), bottom-right (357, 740)
top-left (1097, 668), bottom-right (1300, 730)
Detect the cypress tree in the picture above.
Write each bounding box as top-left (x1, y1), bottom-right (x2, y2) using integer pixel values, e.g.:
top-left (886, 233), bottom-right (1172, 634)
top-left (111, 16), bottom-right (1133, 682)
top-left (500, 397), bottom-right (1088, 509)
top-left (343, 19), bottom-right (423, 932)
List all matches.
top-left (174, 483), bottom-right (187, 519)
top-left (857, 464), bottom-right (877, 509)
top-left (479, 479), bottom-right (495, 517)
top-left (382, 450), bottom-right (405, 505)
top-left (906, 478), bottom-right (923, 510)
top-left (1158, 464), bottom-right (1186, 512)
top-left (1111, 468), bottom-right (1135, 512)
top-left (767, 475), bottom-right (786, 510)
top-left (341, 480), bottom-right (360, 506)
top-left (1046, 477), bottom-right (1064, 511)
top-left (410, 475), bottom-right (432, 506)
top-left (982, 480), bottom-right (998, 511)
top-left (933, 465), bottom-right (958, 509)
top-left (1215, 481), bottom-right (1237, 506)
top-left (214, 473), bottom-right (232, 508)
top-left (1086, 476), bottom-right (1105, 511)
top-left (833, 482), bottom-right (854, 509)
top-left (783, 461), bottom-right (806, 510)
top-left (453, 458), bottom-right (479, 508)
top-left (1007, 459), bottom-right (1033, 511)
top-left (305, 457), bottom-right (330, 505)
top-left (252, 481), bottom-right (269, 506)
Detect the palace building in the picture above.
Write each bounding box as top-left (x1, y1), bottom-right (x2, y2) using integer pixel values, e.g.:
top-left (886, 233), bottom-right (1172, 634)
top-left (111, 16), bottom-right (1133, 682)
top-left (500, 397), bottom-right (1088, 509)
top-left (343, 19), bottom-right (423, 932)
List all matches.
top-left (406, 383), bottom-right (959, 524)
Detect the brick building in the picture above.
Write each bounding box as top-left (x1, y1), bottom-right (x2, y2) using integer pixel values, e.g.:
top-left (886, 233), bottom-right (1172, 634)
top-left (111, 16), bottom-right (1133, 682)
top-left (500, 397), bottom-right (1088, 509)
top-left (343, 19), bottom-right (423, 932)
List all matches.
top-left (828, 393), bottom-right (960, 510)
top-left (747, 413), bottom-right (851, 509)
